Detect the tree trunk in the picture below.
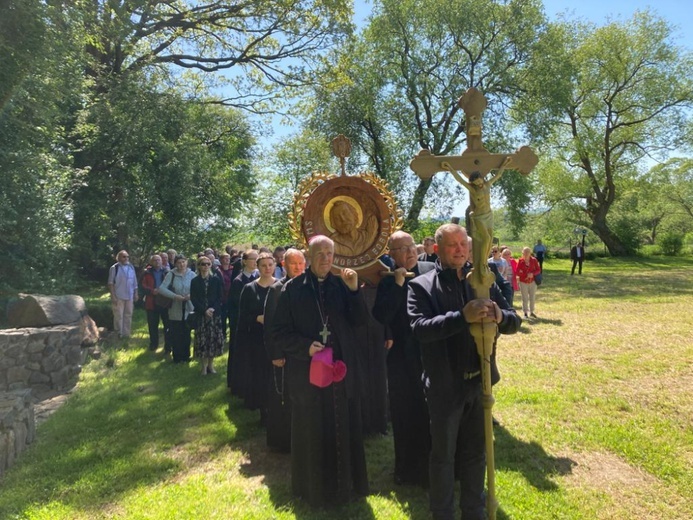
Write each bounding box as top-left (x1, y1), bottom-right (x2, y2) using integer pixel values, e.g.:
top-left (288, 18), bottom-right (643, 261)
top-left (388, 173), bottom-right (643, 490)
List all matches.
top-left (590, 214), bottom-right (629, 256)
top-left (404, 177), bottom-right (432, 231)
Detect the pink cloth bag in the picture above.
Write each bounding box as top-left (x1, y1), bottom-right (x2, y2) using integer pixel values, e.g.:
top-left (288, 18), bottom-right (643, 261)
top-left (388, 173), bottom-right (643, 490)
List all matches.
top-left (309, 347), bottom-right (347, 388)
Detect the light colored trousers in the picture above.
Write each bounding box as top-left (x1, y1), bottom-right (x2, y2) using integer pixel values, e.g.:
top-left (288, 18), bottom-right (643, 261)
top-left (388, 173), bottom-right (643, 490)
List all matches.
top-left (112, 298), bottom-right (134, 337)
top-left (519, 281), bottom-right (537, 315)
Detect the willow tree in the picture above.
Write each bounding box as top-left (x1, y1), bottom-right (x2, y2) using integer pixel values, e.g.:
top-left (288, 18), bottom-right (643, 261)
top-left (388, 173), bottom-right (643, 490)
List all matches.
top-left (308, 0), bottom-right (545, 231)
top-left (523, 11), bottom-right (693, 255)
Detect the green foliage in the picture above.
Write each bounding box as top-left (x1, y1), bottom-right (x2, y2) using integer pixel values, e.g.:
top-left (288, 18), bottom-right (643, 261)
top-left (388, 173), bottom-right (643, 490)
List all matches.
top-left (528, 12), bottom-right (693, 256)
top-left (0, 0), bottom-right (84, 293)
top-left (0, 0), bottom-right (45, 107)
top-left (658, 232), bottom-right (684, 255)
top-left (305, 0), bottom-right (547, 231)
top-left (232, 130), bottom-right (337, 247)
top-left (2, 0), bottom-right (354, 291)
top-left (69, 74), bottom-right (256, 269)
top-left (607, 214), bottom-right (642, 255)
top-left (411, 218), bottom-right (447, 244)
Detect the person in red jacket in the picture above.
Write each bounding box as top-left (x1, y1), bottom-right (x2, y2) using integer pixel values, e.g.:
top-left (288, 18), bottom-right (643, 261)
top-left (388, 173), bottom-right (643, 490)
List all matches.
top-left (516, 247), bottom-right (541, 319)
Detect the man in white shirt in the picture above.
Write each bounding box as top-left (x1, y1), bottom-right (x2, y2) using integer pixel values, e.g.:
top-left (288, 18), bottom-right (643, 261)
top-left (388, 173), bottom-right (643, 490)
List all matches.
top-left (107, 250), bottom-right (139, 338)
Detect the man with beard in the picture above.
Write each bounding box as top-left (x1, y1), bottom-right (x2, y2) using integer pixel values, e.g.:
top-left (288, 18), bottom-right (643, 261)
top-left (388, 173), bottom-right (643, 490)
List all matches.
top-left (272, 236), bottom-right (369, 506)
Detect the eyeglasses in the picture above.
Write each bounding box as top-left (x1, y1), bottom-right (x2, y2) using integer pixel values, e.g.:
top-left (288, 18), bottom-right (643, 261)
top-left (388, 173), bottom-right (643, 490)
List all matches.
top-left (199, 262), bottom-right (211, 267)
top-left (390, 244), bottom-right (417, 252)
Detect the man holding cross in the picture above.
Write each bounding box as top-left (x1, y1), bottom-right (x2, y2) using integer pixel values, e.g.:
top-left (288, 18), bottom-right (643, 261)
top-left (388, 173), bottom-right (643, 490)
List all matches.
top-left (272, 235), bottom-right (370, 507)
top-left (408, 224), bottom-right (521, 520)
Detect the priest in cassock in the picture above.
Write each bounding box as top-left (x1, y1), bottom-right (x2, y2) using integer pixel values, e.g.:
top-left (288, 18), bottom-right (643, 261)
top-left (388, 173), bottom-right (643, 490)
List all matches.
top-left (262, 248), bottom-right (307, 452)
top-left (272, 235), bottom-right (370, 506)
top-left (373, 230), bottom-right (435, 488)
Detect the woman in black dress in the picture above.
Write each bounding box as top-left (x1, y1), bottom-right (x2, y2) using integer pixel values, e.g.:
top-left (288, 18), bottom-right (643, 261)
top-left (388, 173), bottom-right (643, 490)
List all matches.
top-left (190, 256), bottom-right (224, 375)
top-left (236, 252), bottom-right (277, 422)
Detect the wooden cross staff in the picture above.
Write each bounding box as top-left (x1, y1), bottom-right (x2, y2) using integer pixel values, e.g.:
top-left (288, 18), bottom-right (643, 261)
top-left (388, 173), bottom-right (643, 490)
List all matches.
top-left (410, 87), bottom-right (538, 520)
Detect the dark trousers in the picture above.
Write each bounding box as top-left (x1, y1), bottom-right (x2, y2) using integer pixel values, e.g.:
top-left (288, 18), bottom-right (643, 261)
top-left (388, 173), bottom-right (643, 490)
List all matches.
top-left (536, 253), bottom-right (544, 271)
top-left (168, 319), bottom-right (191, 363)
top-left (388, 362), bottom-right (430, 486)
top-left (146, 307), bottom-right (170, 351)
top-left (428, 383), bottom-right (486, 520)
top-left (290, 385), bottom-right (369, 507)
top-left (571, 258), bottom-right (583, 275)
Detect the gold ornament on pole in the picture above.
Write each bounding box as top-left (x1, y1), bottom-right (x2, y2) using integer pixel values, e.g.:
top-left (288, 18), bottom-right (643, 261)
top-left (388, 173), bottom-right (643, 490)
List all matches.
top-left (289, 135), bottom-right (403, 285)
top-left (410, 88), bottom-right (538, 520)
top-left (331, 134), bottom-right (352, 176)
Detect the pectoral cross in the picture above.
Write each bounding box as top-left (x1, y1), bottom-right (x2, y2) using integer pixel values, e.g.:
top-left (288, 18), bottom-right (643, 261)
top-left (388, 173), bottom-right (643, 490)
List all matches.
top-left (319, 322), bottom-right (331, 345)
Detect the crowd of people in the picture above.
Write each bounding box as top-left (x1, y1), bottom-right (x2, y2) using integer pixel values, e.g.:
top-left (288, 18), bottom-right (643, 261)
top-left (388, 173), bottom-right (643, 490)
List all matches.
top-left (106, 231), bottom-right (560, 519)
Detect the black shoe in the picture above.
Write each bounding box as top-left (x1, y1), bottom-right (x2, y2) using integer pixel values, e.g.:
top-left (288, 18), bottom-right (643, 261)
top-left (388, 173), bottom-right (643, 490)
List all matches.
top-left (524, 313), bottom-right (529, 319)
top-left (492, 416), bottom-right (500, 427)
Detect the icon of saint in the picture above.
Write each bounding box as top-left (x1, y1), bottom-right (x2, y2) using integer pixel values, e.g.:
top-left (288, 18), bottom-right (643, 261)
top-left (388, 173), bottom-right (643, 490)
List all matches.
top-left (326, 199), bottom-right (378, 257)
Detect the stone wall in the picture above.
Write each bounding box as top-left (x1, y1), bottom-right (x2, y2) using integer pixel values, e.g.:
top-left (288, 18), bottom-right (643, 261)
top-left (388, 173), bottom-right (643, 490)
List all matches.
top-left (0, 389), bottom-right (35, 477)
top-left (0, 323), bottom-right (83, 478)
top-left (0, 323), bottom-right (83, 396)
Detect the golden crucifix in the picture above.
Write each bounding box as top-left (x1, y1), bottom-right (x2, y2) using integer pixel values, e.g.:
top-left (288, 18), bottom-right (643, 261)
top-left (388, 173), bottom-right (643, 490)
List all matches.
top-left (410, 87), bottom-right (538, 520)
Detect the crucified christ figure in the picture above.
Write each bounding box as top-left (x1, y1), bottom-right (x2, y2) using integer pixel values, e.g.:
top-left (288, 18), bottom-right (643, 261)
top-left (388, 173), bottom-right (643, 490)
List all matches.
top-left (441, 157), bottom-right (512, 285)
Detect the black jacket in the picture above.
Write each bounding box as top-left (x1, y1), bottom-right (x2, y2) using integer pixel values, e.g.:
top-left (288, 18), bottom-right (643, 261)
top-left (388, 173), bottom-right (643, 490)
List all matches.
top-left (272, 270), bottom-right (368, 401)
top-left (372, 261), bottom-right (435, 376)
top-left (190, 274), bottom-right (223, 315)
top-left (407, 262), bottom-right (521, 397)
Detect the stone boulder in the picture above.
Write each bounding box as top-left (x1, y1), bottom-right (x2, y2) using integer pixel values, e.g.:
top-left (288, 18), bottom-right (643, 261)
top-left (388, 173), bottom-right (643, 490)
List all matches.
top-left (80, 315), bottom-right (100, 346)
top-left (6, 294), bottom-right (87, 328)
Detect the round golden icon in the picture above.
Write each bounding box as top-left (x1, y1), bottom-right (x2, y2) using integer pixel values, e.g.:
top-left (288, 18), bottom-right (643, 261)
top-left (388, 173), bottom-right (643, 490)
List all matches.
top-left (290, 172), bottom-right (402, 270)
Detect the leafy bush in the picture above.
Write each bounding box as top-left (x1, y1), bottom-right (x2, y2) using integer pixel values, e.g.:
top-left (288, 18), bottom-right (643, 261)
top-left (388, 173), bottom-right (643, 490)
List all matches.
top-left (609, 216), bottom-right (642, 255)
top-left (658, 232), bottom-right (684, 256)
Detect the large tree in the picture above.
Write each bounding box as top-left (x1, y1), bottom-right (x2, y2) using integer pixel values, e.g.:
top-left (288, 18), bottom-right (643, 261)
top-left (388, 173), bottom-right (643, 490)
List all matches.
top-left (58, 0), bottom-right (353, 265)
top-left (68, 0), bottom-right (353, 110)
top-left (0, 0), bottom-right (84, 291)
top-left (69, 76), bottom-right (255, 268)
top-left (307, 0), bottom-right (545, 231)
top-left (525, 12), bottom-right (693, 255)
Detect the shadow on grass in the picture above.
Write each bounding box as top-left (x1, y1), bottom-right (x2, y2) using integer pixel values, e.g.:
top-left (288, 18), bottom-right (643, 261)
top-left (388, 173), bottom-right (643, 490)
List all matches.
top-left (0, 341), bottom-right (243, 518)
top-left (234, 408), bottom-right (377, 520)
top-left (516, 315), bottom-right (564, 335)
top-left (495, 423), bottom-right (576, 491)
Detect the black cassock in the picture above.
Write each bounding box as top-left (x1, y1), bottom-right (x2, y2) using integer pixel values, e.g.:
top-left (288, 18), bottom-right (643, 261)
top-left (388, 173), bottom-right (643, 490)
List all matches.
top-left (272, 269), bottom-right (370, 506)
top-left (358, 285), bottom-right (388, 436)
top-left (372, 261), bottom-right (435, 487)
top-left (227, 271), bottom-right (258, 393)
top-left (236, 280), bottom-right (272, 416)
top-left (263, 277), bottom-right (292, 452)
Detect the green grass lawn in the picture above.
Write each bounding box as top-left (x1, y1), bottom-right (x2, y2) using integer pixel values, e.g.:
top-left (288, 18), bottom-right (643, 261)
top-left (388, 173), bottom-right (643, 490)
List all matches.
top-left (1, 256), bottom-right (691, 519)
